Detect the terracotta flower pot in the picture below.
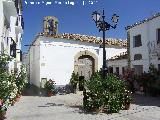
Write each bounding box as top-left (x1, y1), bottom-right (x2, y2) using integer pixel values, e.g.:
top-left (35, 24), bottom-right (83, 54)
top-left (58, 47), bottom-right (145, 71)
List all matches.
top-left (47, 91), bottom-right (53, 97)
top-left (16, 94), bottom-right (21, 102)
top-left (11, 100), bottom-right (16, 106)
top-left (16, 97), bottom-right (20, 102)
top-left (124, 103), bottom-right (130, 110)
top-left (0, 111), bottom-right (6, 120)
top-left (92, 108), bottom-right (102, 113)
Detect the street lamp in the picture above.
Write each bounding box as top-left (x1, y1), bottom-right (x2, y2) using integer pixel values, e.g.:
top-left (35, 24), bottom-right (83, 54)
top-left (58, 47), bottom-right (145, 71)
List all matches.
top-left (92, 10), bottom-right (119, 79)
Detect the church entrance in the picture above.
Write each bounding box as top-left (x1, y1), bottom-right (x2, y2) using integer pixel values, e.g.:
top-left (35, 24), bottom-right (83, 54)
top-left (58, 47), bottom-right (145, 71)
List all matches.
top-left (78, 55), bottom-right (94, 80)
top-left (74, 50), bottom-right (98, 91)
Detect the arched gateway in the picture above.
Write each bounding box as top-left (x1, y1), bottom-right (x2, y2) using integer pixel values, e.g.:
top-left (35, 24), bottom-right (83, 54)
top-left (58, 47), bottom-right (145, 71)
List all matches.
top-left (74, 50), bottom-right (98, 80)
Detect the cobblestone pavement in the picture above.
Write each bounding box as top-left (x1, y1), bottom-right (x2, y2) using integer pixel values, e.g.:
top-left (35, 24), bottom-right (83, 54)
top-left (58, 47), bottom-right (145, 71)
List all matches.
top-left (6, 92), bottom-right (160, 120)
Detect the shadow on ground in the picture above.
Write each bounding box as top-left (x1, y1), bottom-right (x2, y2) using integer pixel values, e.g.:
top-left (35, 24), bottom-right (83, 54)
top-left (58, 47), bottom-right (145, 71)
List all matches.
top-left (132, 94), bottom-right (160, 107)
top-left (68, 93), bottom-right (160, 115)
top-left (22, 84), bottom-right (47, 96)
top-left (38, 103), bottom-right (64, 107)
top-left (69, 105), bottom-right (99, 115)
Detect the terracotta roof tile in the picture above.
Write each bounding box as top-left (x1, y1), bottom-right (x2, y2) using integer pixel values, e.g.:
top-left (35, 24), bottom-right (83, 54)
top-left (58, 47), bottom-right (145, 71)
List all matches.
top-left (38, 32), bottom-right (127, 47)
top-left (107, 51), bottom-right (127, 61)
top-left (125, 12), bottom-right (160, 30)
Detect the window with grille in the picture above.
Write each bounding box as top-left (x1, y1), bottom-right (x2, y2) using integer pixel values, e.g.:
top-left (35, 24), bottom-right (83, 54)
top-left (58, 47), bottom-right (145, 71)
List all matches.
top-left (134, 54), bottom-right (142, 60)
top-left (116, 67), bottom-right (119, 75)
top-left (133, 34), bottom-right (142, 47)
top-left (122, 67), bottom-right (125, 75)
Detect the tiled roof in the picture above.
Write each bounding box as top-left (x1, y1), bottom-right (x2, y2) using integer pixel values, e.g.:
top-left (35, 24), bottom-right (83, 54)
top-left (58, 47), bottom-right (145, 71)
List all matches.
top-left (107, 51), bottom-right (127, 61)
top-left (38, 33), bottom-right (127, 47)
top-left (125, 12), bottom-right (160, 30)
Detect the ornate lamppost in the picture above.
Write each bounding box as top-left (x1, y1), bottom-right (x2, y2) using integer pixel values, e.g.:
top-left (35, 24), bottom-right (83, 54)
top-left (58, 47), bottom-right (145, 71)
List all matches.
top-left (92, 10), bottom-right (119, 79)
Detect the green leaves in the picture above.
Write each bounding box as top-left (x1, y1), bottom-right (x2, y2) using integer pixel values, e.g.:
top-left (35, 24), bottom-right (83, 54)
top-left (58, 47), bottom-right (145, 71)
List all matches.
top-left (0, 54), bottom-right (10, 73)
top-left (84, 72), bottom-right (132, 113)
top-left (15, 65), bottom-right (27, 93)
top-left (0, 54), bottom-right (27, 112)
top-left (44, 79), bottom-right (56, 93)
top-left (70, 71), bottom-right (79, 88)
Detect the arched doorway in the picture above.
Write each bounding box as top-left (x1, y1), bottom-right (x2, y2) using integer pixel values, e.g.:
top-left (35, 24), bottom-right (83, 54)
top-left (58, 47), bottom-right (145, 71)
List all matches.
top-left (78, 55), bottom-right (94, 80)
top-left (74, 50), bottom-right (98, 80)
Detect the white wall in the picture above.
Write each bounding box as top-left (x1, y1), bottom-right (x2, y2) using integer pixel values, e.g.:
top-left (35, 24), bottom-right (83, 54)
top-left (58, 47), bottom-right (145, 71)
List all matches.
top-left (0, 0), bottom-right (23, 73)
top-left (39, 37), bottom-right (99, 86)
top-left (29, 36), bottom-right (126, 87)
top-left (0, 0), bottom-right (4, 53)
top-left (108, 59), bottom-right (128, 75)
top-left (98, 47), bottom-right (127, 69)
top-left (29, 39), bottom-right (40, 86)
top-left (128, 16), bottom-right (160, 73)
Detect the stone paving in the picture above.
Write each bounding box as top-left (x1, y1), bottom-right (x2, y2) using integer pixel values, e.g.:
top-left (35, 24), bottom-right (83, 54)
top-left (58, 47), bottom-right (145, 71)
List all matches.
top-left (6, 92), bottom-right (160, 120)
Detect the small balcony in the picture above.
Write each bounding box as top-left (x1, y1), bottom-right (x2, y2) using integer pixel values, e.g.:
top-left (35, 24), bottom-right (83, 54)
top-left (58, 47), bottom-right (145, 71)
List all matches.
top-left (15, 26), bottom-right (23, 34)
top-left (3, 0), bottom-right (17, 18)
top-left (21, 16), bottom-right (24, 29)
top-left (15, 15), bottom-right (24, 34)
top-left (15, 0), bottom-right (23, 15)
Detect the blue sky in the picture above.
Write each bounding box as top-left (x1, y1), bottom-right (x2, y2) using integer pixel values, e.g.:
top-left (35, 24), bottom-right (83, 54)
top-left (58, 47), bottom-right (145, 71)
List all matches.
top-left (22, 0), bottom-right (160, 52)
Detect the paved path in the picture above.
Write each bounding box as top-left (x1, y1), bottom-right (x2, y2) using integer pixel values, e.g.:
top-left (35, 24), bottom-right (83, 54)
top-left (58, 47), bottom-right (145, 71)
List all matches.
top-left (6, 92), bottom-right (160, 120)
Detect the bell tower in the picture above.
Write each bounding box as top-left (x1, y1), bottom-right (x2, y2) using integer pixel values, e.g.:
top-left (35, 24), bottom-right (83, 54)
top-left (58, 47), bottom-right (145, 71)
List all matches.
top-left (43, 16), bottom-right (58, 35)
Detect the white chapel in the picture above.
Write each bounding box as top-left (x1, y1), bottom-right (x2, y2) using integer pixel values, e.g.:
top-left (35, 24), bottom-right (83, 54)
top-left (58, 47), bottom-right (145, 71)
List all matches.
top-left (25, 16), bottom-right (127, 87)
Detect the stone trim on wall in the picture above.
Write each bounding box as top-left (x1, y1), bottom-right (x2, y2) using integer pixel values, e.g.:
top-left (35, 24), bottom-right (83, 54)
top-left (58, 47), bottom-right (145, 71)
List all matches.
top-left (74, 50), bottom-right (98, 74)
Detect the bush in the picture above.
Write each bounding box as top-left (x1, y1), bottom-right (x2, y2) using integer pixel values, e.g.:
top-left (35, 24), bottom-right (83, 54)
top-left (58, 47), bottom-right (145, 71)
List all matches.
top-left (135, 64), bottom-right (160, 96)
top-left (0, 54), bottom-right (27, 112)
top-left (69, 71), bottom-right (79, 92)
top-left (44, 79), bottom-right (56, 93)
top-left (84, 72), bottom-right (132, 113)
top-left (15, 65), bottom-right (27, 94)
top-left (0, 54), bottom-right (18, 110)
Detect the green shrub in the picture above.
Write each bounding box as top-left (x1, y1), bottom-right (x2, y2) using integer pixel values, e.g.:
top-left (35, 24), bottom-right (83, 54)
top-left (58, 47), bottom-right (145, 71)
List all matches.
top-left (69, 71), bottom-right (79, 90)
top-left (0, 54), bottom-right (18, 111)
top-left (135, 64), bottom-right (160, 96)
top-left (0, 54), bottom-right (27, 112)
top-left (15, 65), bottom-right (27, 94)
top-left (84, 72), bottom-right (132, 113)
top-left (44, 79), bottom-right (56, 93)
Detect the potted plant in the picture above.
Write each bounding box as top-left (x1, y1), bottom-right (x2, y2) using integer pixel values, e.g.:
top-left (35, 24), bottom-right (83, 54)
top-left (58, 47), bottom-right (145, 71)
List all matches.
top-left (69, 72), bottom-right (79, 93)
top-left (14, 65), bottom-right (27, 101)
top-left (84, 72), bottom-right (132, 114)
top-left (44, 79), bottom-right (56, 97)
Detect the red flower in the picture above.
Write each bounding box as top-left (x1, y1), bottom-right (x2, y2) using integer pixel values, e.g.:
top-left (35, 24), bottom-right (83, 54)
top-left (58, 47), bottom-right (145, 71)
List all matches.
top-left (0, 99), bottom-right (3, 106)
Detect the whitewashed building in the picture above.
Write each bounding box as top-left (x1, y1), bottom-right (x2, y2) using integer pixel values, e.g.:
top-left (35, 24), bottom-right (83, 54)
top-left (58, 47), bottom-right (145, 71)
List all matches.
top-left (126, 13), bottom-right (160, 74)
top-left (0, 0), bottom-right (24, 72)
top-left (107, 51), bottom-right (128, 75)
top-left (27, 33), bottom-right (127, 87)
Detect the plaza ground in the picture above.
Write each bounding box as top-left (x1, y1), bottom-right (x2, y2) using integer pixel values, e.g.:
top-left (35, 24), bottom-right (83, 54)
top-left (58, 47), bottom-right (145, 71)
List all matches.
top-left (6, 91), bottom-right (160, 120)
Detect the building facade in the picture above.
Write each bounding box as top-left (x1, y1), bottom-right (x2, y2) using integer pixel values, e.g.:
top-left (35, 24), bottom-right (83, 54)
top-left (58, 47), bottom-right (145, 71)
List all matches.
top-left (27, 33), bottom-right (127, 87)
top-left (0, 0), bottom-right (24, 72)
top-left (126, 13), bottom-right (160, 74)
top-left (107, 52), bottom-right (128, 75)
